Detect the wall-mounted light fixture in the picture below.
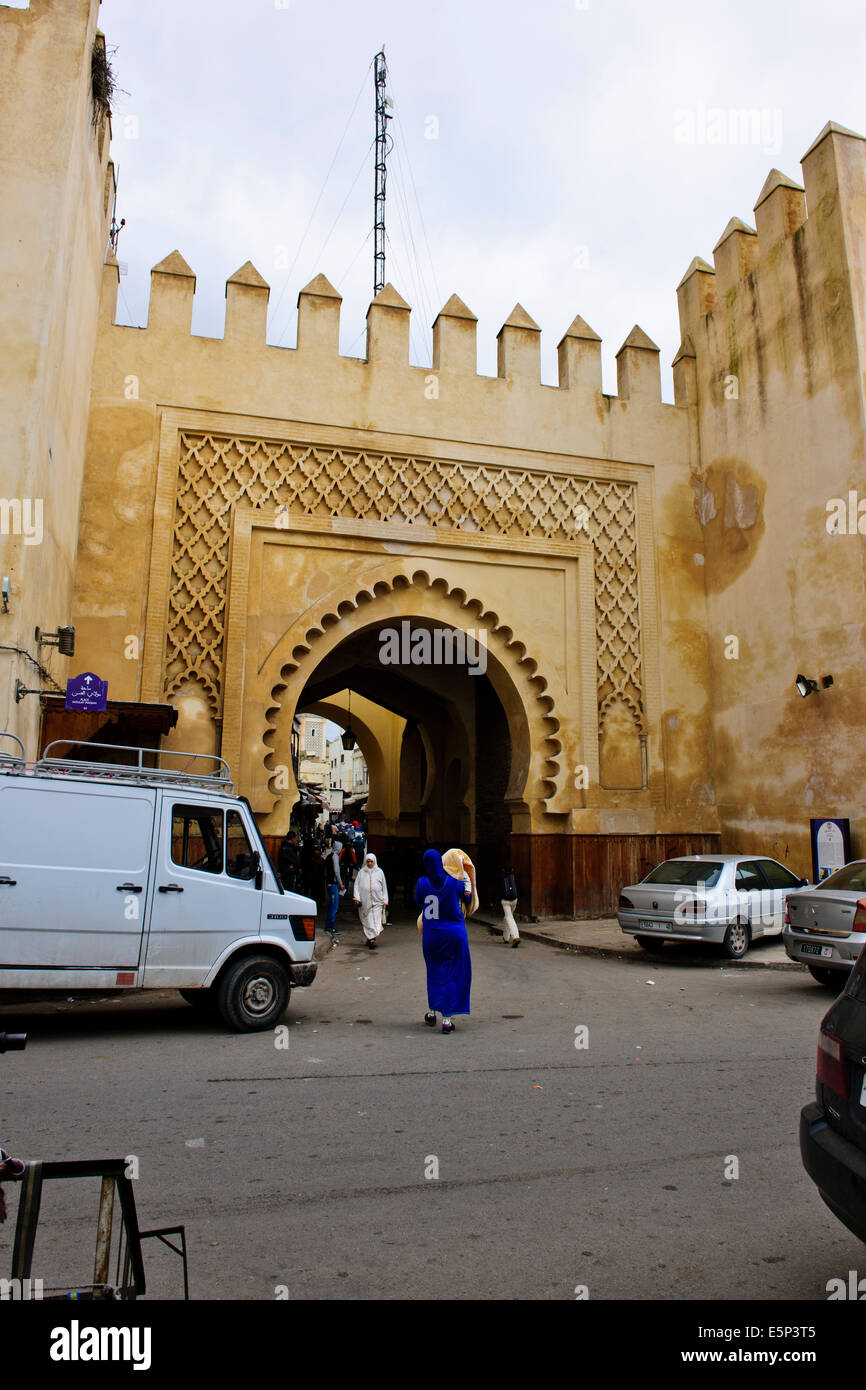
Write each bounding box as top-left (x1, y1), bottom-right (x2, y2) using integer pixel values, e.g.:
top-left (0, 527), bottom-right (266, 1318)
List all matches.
top-left (341, 691), bottom-right (357, 751)
top-left (1, 577), bottom-right (9, 614)
top-left (14, 680), bottom-right (42, 703)
top-left (795, 673), bottom-right (834, 698)
top-left (35, 625), bottom-right (75, 657)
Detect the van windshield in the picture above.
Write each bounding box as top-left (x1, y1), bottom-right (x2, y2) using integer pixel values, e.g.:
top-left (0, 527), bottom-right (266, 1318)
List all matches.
top-left (642, 861), bottom-right (724, 887)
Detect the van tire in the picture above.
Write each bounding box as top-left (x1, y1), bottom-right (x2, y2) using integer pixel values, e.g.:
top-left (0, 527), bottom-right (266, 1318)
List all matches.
top-left (216, 955), bottom-right (290, 1032)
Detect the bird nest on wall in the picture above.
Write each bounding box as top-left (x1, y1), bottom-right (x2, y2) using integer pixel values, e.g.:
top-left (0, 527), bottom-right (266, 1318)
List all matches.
top-left (90, 34), bottom-right (116, 127)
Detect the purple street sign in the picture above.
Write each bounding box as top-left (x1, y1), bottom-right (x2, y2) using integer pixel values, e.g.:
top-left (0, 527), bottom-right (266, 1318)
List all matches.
top-left (65, 672), bottom-right (108, 713)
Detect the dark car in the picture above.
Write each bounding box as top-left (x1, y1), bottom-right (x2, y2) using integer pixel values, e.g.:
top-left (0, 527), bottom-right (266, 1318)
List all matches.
top-left (800, 937), bottom-right (866, 1242)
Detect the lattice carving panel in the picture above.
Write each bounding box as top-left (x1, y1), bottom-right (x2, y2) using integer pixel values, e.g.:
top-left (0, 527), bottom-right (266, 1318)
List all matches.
top-left (166, 433), bottom-right (645, 724)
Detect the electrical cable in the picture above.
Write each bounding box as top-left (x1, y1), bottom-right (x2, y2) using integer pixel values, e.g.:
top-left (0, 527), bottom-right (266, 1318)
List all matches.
top-left (302, 139), bottom-right (376, 290)
top-left (268, 57), bottom-right (374, 343)
top-left (389, 84), bottom-right (442, 308)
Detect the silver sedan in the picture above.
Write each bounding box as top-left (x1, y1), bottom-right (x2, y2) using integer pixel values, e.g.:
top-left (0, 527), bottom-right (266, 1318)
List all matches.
top-left (618, 854), bottom-right (808, 959)
top-left (783, 860), bottom-right (866, 986)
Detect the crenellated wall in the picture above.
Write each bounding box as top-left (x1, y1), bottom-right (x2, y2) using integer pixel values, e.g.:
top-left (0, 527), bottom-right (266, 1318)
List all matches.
top-left (73, 241), bottom-right (718, 845)
top-left (678, 121), bottom-right (866, 872)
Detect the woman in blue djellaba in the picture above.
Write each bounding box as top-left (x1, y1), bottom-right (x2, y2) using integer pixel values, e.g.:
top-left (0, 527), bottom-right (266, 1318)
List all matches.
top-left (415, 848), bottom-right (473, 1034)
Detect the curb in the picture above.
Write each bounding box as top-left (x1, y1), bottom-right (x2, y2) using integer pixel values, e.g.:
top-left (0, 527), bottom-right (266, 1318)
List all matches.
top-left (475, 915), bottom-right (805, 972)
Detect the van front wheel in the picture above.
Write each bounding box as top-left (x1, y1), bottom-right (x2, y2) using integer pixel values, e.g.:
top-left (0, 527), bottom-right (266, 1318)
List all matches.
top-left (217, 955), bottom-right (290, 1032)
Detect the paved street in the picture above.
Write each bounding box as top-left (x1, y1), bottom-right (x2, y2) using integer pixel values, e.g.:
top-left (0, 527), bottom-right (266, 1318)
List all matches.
top-left (1, 914), bottom-right (861, 1301)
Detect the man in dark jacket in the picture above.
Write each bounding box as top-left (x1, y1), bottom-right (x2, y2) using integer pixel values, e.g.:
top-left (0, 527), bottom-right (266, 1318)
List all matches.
top-left (278, 831), bottom-right (301, 892)
top-left (499, 864), bottom-right (520, 947)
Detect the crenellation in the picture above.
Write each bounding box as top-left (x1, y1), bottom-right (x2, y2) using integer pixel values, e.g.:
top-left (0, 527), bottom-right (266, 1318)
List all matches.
top-left (225, 260), bottom-right (269, 342)
top-left (365, 282), bottom-right (410, 364)
top-left (296, 273), bottom-right (341, 355)
top-left (671, 334), bottom-right (697, 408)
top-left (753, 169), bottom-right (806, 251)
top-left (556, 314), bottom-right (602, 393)
top-left (101, 250), bottom-right (120, 327)
top-left (801, 120), bottom-right (866, 210)
top-left (496, 303), bottom-right (541, 383)
top-left (432, 293), bottom-right (477, 374)
top-left (676, 257), bottom-right (717, 337)
top-left (615, 326), bottom-right (661, 401)
top-left (111, 254), bottom-right (678, 420)
top-left (148, 250), bottom-right (195, 333)
top-left (712, 218), bottom-right (759, 295)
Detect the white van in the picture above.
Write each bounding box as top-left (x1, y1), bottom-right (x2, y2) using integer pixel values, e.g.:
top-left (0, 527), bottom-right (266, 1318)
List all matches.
top-left (0, 741), bottom-right (317, 1031)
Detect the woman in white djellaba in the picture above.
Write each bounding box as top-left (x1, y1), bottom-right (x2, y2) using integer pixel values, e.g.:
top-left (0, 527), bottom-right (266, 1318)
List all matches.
top-left (354, 852), bottom-right (389, 949)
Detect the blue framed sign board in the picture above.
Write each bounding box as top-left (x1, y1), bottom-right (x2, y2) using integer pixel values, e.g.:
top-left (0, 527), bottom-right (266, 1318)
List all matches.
top-left (810, 817), bottom-right (851, 882)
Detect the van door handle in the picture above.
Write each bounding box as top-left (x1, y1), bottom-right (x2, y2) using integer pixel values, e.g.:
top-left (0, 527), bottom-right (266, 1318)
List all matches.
top-left (117, 883), bottom-right (143, 893)
top-left (158, 883), bottom-right (184, 893)
top-left (0, 877), bottom-right (16, 886)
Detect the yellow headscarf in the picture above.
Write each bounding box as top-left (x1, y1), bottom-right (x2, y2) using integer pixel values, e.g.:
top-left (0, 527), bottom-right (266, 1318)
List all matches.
top-left (442, 847), bottom-right (479, 916)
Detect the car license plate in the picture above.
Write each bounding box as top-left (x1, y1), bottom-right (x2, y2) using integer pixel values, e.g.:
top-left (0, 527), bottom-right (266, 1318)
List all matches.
top-left (800, 942), bottom-right (833, 957)
top-left (639, 919), bottom-right (670, 931)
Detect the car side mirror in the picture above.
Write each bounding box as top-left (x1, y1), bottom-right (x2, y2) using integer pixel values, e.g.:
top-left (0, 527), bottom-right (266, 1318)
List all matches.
top-left (800, 877), bottom-right (809, 886)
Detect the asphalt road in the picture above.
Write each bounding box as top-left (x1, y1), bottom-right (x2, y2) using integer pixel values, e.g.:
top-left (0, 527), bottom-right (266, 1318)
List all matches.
top-left (0, 914), bottom-right (861, 1301)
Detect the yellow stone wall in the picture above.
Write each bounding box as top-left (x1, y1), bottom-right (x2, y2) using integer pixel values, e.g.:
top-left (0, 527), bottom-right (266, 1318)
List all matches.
top-left (0, 0), bottom-right (113, 753)
top-left (679, 123), bottom-right (866, 875)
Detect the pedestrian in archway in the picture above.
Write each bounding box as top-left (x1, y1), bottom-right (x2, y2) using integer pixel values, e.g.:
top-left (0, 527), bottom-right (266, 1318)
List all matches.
top-left (308, 846), bottom-right (327, 922)
top-left (325, 840), bottom-right (345, 935)
top-left (354, 852), bottom-right (388, 949)
top-left (415, 848), bottom-right (472, 1034)
top-left (277, 830), bottom-right (300, 892)
top-left (499, 863), bottom-right (520, 947)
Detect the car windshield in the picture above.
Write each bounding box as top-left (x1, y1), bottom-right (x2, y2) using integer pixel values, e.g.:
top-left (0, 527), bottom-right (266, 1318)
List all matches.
top-left (816, 861), bottom-right (866, 892)
top-left (642, 861), bottom-right (723, 888)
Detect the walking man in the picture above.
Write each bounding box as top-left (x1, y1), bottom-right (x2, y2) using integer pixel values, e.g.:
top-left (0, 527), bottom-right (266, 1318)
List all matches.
top-left (499, 863), bottom-right (520, 947)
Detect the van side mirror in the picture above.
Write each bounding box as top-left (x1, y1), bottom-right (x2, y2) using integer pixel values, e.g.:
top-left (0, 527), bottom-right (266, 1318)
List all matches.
top-left (254, 853), bottom-right (263, 890)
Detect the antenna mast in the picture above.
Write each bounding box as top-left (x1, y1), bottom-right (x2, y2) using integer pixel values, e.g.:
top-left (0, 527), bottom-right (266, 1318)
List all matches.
top-left (373, 48), bottom-right (391, 298)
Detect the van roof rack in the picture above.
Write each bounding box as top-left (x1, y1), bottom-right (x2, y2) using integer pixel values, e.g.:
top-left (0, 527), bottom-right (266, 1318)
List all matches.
top-left (0, 733), bottom-right (27, 767)
top-left (0, 733), bottom-right (27, 770)
top-left (34, 741), bottom-right (234, 793)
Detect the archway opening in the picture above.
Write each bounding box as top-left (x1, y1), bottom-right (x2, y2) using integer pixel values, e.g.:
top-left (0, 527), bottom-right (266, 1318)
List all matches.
top-left (291, 616), bottom-right (516, 906)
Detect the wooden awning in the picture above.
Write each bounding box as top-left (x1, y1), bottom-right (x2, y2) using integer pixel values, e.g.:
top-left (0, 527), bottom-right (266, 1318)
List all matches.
top-left (38, 696), bottom-right (179, 758)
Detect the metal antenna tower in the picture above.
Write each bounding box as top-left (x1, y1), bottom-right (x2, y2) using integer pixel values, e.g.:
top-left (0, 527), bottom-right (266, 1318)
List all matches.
top-left (373, 48), bottom-right (392, 298)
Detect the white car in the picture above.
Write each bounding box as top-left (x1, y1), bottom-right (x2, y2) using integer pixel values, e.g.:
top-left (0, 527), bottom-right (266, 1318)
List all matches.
top-left (783, 861), bottom-right (866, 986)
top-left (617, 854), bottom-right (808, 959)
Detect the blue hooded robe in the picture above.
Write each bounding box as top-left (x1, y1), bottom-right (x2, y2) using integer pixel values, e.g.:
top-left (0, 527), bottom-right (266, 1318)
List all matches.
top-left (415, 848), bottom-right (472, 1016)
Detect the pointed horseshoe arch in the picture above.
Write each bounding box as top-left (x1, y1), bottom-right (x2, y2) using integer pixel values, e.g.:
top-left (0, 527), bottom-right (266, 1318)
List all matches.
top-left (256, 567), bottom-right (568, 834)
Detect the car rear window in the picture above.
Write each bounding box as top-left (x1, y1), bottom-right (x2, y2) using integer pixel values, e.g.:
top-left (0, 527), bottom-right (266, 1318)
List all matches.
top-left (816, 861), bottom-right (866, 892)
top-left (642, 861), bottom-right (724, 887)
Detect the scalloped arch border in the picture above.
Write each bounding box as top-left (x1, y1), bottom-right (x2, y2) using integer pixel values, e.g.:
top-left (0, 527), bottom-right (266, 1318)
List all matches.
top-left (262, 566), bottom-right (564, 811)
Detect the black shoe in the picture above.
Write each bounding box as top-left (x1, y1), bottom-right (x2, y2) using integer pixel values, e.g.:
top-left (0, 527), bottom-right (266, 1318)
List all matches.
top-left (441, 1019), bottom-right (454, 1034)
top-left (511, 938), bottom-right (520, 948)
top-left (424, 1011), bottom-right (437, 1027)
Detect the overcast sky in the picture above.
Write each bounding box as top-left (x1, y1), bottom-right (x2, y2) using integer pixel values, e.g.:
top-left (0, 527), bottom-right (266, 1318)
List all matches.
top-left (100, 0), bottom-right (866, 399)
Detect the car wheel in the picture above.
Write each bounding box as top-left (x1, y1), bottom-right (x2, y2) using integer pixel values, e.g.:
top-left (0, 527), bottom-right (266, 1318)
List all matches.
top-left (722, 920), bottom-right (750, 959)
top-left (635, 935), bottom-right (665, 952)
top-left (808, 965), bottom-right (847, 989)
top-left (179, 988), bottom-right (218, 1012)
top-left (217, 955), bottom-right (290, 1032)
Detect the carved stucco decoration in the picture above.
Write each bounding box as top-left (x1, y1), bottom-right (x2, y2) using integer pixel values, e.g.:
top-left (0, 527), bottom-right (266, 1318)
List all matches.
top-left (165, 432), bottom-right (645, 731)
